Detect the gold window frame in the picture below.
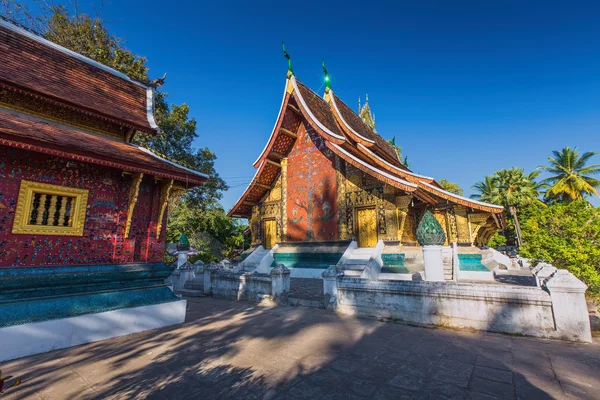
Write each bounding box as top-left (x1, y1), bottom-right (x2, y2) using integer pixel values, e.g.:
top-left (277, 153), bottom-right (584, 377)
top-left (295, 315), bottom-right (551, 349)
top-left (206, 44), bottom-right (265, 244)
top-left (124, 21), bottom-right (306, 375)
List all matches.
top-left (12, 180), bottom-right (89, 236)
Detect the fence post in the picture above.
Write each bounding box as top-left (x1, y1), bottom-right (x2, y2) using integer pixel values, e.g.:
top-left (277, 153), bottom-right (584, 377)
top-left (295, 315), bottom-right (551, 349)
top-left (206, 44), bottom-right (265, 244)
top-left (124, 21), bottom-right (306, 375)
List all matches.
top-left (545, 270), bottom-right (592, 342)
top-left (270, 264), bottom-right (290, 303)
top-left (203, 262), bottom-right (219, 295)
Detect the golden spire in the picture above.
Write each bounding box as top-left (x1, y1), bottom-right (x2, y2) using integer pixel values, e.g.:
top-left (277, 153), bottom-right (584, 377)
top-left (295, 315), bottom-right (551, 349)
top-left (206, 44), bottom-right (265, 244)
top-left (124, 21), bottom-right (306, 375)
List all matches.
top-left (359, 94), bottom-right (376, 131)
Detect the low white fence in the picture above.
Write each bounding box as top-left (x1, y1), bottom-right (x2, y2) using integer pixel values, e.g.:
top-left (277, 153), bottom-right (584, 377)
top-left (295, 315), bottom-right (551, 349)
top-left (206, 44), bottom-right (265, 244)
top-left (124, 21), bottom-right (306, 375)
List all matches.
top-left (328, 265), bottom-right (591, 342)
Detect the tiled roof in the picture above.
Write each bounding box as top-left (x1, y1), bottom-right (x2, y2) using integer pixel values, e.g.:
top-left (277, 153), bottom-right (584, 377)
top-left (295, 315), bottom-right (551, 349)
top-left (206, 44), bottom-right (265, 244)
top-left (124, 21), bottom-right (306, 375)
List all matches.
top-left (228, 76), bottom-right (505, 217)
top-left (0, 108), bottom-right (206, 185)
top-left (0, 21), bottom-right (156, 133)
top-left (331, 93), bottom-right (401, 163)
top-left (295, 80), bottom-right (345, 140)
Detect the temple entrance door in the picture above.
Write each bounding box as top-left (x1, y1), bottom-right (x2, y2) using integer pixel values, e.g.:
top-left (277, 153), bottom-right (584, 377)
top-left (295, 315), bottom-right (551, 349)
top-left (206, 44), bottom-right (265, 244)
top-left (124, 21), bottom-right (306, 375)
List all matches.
top-left (356, 207), bottom-right (377, 247)
top-left (263, 219), bottom-right (277, 249)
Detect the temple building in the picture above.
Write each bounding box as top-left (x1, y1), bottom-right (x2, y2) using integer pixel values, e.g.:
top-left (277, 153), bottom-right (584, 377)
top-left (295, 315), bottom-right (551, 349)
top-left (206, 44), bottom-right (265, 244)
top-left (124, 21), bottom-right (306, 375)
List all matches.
top-left (0, 20), bottom-right (206, 361)
top-left (229, 58), bottom-right (505, 278)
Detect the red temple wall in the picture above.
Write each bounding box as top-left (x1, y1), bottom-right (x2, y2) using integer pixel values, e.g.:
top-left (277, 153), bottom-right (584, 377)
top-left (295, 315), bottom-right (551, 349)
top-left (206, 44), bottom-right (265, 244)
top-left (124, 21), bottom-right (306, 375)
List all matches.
top-left (0, 146), bottom-right (167, 267)
top-left (286, 123), bottom-right (338, 242)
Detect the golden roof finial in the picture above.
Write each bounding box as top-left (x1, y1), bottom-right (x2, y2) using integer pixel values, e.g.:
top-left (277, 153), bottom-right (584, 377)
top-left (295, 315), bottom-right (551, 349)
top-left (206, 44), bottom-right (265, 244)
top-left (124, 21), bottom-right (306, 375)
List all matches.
top-left (359, 94), bottom-right (376, 131)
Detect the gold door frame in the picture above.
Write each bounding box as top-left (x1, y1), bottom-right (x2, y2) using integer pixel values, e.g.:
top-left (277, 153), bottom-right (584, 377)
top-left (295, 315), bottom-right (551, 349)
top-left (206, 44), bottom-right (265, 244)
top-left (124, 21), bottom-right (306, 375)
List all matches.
top-left (354, 206), bottom-right (378, 248)
top-left (262, 218), bottom-right (277, 249)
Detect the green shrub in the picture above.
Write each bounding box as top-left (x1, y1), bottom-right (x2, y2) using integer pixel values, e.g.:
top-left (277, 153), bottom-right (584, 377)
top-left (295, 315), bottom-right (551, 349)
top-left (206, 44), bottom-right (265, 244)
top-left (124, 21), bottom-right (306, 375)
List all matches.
top-left (488, 233), bottom-right (507, 248)
top-left (519, 201), bottom-right (600, 297)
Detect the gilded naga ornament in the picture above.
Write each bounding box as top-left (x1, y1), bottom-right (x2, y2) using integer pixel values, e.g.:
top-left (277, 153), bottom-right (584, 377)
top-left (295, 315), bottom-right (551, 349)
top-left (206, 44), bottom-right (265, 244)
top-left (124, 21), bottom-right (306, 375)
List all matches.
top-left (416, 210), bottom-right (446, 246)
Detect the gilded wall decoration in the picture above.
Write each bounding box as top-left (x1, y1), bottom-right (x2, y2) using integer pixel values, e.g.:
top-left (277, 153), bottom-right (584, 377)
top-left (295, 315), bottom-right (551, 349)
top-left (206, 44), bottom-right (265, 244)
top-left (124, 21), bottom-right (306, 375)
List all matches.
top-left (335, 157), bottom-right (348, 240)
top-left (454, 207), bottom-right (471, 244)
top-left (433, 211), bottom-right (449, 246)
top-left (0, 147), bottom-right (165, 266)
top-left (447, 208), bottom-right (459, 243)
top-left (468, 213), bottom-right (491, 243)
top-left (251, 206), bottom-right (261, 245)
top-left (378, 204), bottom-right (387, 235)
top-left (402, 209), bottom-right (417, 244)
top-left (280, 158), bottom-right (288, 242)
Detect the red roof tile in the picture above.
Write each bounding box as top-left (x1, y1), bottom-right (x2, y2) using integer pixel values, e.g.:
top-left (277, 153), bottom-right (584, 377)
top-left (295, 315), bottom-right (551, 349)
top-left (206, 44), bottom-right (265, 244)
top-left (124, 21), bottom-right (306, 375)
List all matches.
top-left (0, 108), bottom-right (206, 185)
top-left (0, 22), bottom-right (156, 133)
top-left (295, 80), bottom-right (345, 140)
top-left (331, 93), bottom-right (403, 164)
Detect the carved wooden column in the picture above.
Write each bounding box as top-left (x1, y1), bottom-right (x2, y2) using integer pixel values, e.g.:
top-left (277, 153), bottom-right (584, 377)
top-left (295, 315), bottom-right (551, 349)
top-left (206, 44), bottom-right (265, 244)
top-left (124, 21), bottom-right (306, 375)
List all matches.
top-left (335, 157), bottom-right (348, 240)
top-left (395, 195), bottom-right (411, 243)
top-left (156, 178), bottom-right (174, 237)
top-left (124, 172), bottom-right (143, 238)
top-left (280, 158), bottom-right (288, 242)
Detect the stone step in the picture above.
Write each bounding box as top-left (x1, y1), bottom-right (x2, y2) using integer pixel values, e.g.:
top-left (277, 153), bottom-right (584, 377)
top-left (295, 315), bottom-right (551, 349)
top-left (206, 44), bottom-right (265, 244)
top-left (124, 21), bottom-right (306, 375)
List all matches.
top-left (184, 282), bottom-right (203, 290)
top-left (175, 288), bottom-right (204, 297)
top-left (289, 296), bottom-right (325, 309)
top-left (354, 248), bottom-right (373, 254)
top-left (342, 264), bottom-right (367, 271)
top-left (345, 257), bottom-right (370, 264)
top-left (342, 270), bottom-right (363, 277)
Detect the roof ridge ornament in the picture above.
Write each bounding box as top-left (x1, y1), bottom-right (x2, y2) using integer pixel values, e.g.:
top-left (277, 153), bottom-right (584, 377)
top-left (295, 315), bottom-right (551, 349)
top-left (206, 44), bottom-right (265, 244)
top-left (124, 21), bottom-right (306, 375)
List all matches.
top-left (282, 41), bottom-right (294, 78)
top-left (322, 58), bottom-right (331, 93)
top-left (150, 73), bottom-right (167, 88)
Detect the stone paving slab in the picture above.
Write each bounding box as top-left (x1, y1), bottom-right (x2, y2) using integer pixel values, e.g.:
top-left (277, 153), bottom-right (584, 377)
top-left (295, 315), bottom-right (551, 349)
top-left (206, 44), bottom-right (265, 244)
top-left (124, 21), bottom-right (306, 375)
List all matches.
top-left (1, 297), bottom-right (599, 400)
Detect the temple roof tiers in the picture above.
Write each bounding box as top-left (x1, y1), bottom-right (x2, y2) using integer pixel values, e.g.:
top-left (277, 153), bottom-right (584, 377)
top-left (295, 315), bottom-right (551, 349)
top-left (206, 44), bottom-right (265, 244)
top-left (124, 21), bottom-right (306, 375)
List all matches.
top-left (0, 19), bottom-right (206, 187)
top-left (228, 73), bottom-right (504, 221)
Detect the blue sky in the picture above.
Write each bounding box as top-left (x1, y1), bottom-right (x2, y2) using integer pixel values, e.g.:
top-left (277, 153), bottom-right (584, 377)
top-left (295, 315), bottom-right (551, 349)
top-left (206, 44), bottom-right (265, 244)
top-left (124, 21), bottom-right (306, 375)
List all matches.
top-left (22, 0), bottom-right (600, 207)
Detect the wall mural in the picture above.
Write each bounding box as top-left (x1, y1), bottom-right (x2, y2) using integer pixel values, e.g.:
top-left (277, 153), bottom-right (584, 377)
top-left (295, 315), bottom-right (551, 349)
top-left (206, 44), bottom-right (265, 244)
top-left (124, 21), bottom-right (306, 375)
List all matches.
top-left (0, 147), bottom-right (166, 267)
top-left (286, 123), bottom-right (338, 241)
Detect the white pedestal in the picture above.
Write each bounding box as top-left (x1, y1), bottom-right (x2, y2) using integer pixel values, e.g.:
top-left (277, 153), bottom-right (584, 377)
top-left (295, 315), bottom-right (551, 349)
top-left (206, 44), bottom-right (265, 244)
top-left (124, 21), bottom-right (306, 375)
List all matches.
top-left (422, 245), bottom-right (445, 282)
top-left (0, 300), bottom-right (187, 362)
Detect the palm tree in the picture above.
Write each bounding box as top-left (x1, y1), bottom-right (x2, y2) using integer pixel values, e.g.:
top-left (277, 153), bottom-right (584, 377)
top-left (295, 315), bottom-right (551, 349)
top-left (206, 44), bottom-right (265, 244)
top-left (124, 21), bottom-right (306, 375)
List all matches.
top-left (539, 147), bottom-right (600, 203)
top-left (471, 175), bottom-right (497, 203)
top-left (472, 168), bottom-right (542, 247)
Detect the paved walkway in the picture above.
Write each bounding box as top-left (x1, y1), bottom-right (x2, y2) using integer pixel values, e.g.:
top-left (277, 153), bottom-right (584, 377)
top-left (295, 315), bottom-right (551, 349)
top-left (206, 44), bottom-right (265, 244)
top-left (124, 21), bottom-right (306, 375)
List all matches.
top-left (2, 297), bottom-right (599, 400)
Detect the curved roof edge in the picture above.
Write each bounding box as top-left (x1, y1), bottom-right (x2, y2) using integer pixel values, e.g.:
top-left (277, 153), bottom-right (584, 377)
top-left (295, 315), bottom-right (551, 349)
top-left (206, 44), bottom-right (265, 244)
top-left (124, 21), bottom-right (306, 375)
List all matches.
top-left (227, 160), bottom-right (266, 217)
top-left (328, 142), bottom-right (417, 192)
top-left (252, 79), bottom-right (290, 167)
top-left (357, 143), bottom-right (434, 182)
top-left (291, 77), bottom-right (346, 143)
top-left (418, 181), bottom-right (504, 213)
top-left (329, 91), bottom-right (375, 145)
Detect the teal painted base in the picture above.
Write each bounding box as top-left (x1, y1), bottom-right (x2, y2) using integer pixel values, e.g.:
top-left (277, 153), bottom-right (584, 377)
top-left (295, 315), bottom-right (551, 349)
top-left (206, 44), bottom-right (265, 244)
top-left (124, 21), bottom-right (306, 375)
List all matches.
top-left (0, 263), bottom-right (178, 328)
top-left (381, 254), bottom-right (409, 274)
top-left (272, 253), bottom-right (343, 269)
top-left (458, 254), bottom-right (489, 272)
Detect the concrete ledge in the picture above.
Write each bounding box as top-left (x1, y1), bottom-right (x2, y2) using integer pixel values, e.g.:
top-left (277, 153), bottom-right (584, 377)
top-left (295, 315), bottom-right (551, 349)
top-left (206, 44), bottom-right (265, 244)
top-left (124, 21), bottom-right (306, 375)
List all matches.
top-left (290, 268), bottom-right (326, 279)
top-left (458, 269), bottom-right (495, 281)
top-left (0, 300), bottom-right (187, 362)
top-left (335, 277), bottom-right (573, 340)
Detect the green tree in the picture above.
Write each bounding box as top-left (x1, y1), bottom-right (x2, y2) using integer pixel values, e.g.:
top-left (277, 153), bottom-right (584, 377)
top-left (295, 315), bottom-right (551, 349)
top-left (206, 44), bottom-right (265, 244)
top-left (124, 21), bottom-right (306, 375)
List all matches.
top-left (438, 179), bottom-right (463, 196)
top-left (519, 201), bottom-right (600, 296)
top-left (472, 168), bottom-right (542, 247)
top-left (487, 232), bottom-right (507, 248)
top-left (539, 147), bottom-right (600, 203)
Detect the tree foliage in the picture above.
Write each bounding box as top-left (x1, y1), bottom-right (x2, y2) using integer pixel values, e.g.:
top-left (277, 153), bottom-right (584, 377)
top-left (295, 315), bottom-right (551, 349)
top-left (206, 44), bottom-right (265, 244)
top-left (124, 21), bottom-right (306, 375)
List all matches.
top-left (539, 147), bottom-right (600, 203)
top-left (519, 201), bottom-right (600, 296)
top-left (438, 179), bottom-right (463, 196)
top-left (3, 1), bottom-right (245, 259)
top-left (472, 168), bottom-right (542, 246)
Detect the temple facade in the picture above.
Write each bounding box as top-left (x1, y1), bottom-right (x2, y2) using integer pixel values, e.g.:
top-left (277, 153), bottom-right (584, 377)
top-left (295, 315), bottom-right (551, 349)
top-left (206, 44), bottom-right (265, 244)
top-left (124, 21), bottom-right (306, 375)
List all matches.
top-left (229, 66), bottom-right (504, 276)
top-left (0, 20), bottom-right (206, 360)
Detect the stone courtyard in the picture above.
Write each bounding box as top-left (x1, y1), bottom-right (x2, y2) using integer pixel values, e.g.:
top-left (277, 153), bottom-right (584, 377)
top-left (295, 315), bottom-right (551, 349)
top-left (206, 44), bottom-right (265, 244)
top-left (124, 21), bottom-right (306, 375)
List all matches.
top-left (2, 297), bottom-right (599, 400)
